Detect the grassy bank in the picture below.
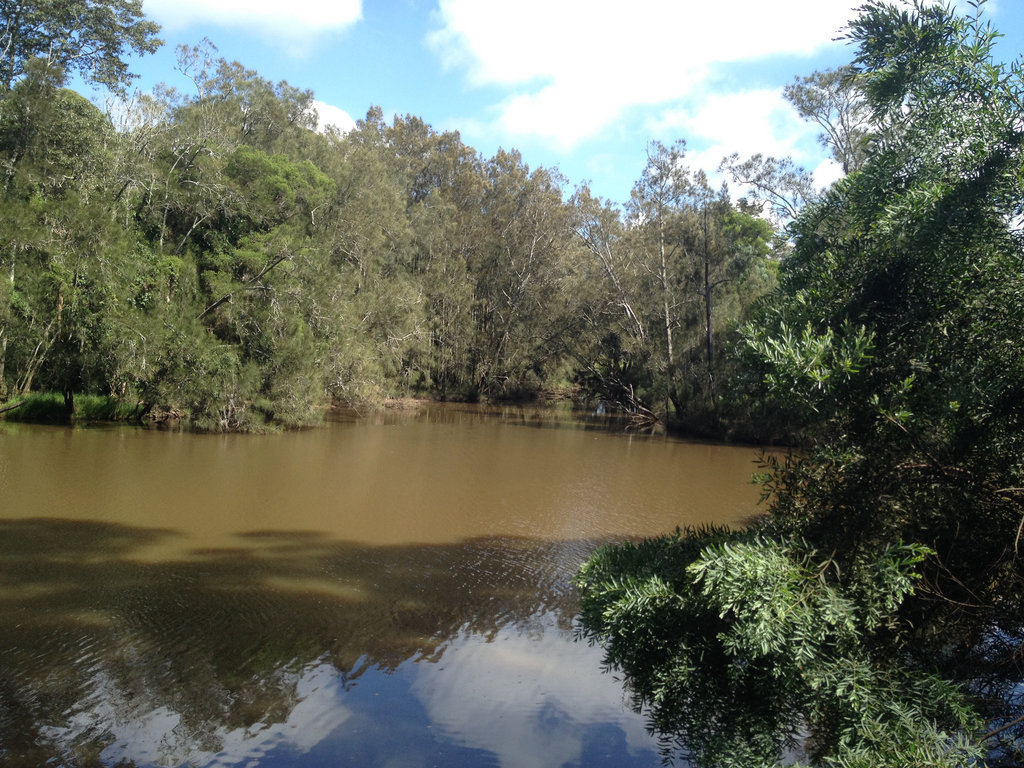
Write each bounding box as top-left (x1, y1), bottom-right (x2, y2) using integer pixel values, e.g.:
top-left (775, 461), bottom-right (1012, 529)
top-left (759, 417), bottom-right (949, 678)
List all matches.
top-left (0, 393), bottom-right (143, 425)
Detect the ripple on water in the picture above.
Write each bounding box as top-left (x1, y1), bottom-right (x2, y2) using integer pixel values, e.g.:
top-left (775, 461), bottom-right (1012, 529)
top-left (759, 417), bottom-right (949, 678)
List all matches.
top-left (0, 414), bottom-right (760, 767)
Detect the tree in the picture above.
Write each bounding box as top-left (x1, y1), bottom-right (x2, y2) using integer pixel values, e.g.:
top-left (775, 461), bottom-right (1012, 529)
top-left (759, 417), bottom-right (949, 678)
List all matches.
top-left (625, 140), bottom-right (689, 411)
top-left (30, 194), bottom-right (138, 416)
top-left (87, 54), bottom-right (352, 428)
top-left (313, 107), bottom-right (419, 406)
top-left (720, 67), bottom-right (870, 225)
top-left (576, 146), bottom-right (773, 428)
top-left (578, 1), bottom-right (1024, 763)
top-left (384, 114), bottom-right (483, 398)
top-left (0, 63), bottom-right (126, 406)
top-left (752, 0), bottom-right (1024, 615)
top-left (675, 174), bottom-right (773, 413)
top-left (0, 0), bottom-right (161, 92)
top-left (719, 152), bottom-right (816, 224)
top-left (0, 59), bottom-right (111, 194)
top-left (471, 149), bottom-right (583, 398)
top-left (570, 186), bottom-right (658, 421)
top-left (784, 66), bottom-right (871, 175)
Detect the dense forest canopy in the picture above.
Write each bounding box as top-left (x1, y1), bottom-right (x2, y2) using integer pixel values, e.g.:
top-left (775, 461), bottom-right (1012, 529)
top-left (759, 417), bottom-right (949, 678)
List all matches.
top-left (0, 7), bottom-right (788, 431)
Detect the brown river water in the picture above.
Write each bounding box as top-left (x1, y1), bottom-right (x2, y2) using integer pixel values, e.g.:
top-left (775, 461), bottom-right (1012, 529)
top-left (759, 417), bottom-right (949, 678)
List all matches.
top-left (0, 403), bottom-right (764, 767)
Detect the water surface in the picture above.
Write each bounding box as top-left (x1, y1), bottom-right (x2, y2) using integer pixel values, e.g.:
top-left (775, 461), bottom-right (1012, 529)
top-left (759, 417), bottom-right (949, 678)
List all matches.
top-left (0, 403), bottom-right (763, 767)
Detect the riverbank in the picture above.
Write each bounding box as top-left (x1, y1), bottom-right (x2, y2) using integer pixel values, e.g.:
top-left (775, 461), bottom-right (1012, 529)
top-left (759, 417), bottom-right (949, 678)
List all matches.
top-left (0, 390), bottom-right (584, 433)
top-left (0, 389), bottom-right (789, 446)
top-left (0, 392), bottom-right (144, 425)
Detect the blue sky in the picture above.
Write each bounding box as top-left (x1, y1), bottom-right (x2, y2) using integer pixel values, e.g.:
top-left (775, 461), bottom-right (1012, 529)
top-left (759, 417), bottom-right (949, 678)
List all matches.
top-left (90, 0), bottom-right (1024, 207)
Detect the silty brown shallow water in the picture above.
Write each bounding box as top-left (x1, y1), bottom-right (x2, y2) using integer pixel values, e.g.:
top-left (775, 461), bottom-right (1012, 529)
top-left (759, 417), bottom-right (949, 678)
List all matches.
top-left (0, 404), bottom-right (764, 767)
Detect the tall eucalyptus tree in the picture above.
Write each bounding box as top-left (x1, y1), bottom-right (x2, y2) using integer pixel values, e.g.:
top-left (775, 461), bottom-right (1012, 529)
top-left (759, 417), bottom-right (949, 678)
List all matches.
top-left (0, 0), bottom-right (160, 92)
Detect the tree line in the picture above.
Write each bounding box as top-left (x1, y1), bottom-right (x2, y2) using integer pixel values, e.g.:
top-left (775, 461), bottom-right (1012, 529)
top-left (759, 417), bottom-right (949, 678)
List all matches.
top-left (0, 5), bottom-right (799, 432)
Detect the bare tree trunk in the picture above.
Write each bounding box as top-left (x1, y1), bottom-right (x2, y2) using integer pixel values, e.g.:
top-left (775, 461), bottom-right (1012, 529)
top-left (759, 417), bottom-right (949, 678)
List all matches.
top-left (0, 256), bottom-right (13, 398)
top-left (659, 217), bottom-right (675, 373)
top-left (701, 207), bottom-right (719, 408)
top-left (704, 254), bottom-right (716, 406)
top-left (704, 258), bottom-right (714, 369)
top-left (658, 216), bottom-right (677, 416)
top-left (0, 330), bottom-right (7, 400)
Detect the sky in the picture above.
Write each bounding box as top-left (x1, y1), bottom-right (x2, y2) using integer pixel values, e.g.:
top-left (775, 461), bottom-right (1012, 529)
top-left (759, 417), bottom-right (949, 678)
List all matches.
top-left (89, 0), bottom-right (1024, 207)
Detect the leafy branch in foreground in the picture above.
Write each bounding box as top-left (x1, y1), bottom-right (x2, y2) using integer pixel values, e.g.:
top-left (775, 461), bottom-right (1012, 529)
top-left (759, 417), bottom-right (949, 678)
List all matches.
top-left (576, 528), bottom-right (981, 767)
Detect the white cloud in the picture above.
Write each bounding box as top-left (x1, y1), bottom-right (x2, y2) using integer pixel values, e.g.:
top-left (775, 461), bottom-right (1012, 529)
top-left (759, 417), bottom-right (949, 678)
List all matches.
top-left (412, 618), bottom-right (656, 768)
top-left (428, 0), bottom-right (861, 149)
top-left (810, 157), bottom-right (845, 190)
top-left (312, 99), bottom-right (356, 134)
top-left (143, 0), bottom-right (362, 39)
top-left (43, 659), bottom-right (353, 767)
top-left (645, 87), bottom-right (846, 199)
top-left (659, 89), bottom-right (814, 160)
top-left (659, 88), bottom-right (816, 172)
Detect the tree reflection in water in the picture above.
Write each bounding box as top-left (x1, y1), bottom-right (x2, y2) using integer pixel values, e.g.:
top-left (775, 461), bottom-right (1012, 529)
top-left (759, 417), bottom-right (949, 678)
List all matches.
top-left (0, 518), bottom-right (660, 767)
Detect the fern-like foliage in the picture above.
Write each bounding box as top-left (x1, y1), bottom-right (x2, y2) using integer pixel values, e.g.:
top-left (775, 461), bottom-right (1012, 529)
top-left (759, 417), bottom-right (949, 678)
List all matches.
top-left (576, 530), bottom-right (982, 767)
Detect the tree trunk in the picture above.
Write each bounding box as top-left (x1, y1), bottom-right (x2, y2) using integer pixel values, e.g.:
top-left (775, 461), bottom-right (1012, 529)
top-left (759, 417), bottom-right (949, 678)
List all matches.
top-left (0, 256), bottom-right (13, 398)
top-left (701, 207), bottom-right (717, 408)
top-left (0, 329), bottom-right (7, 400)
top-left (704, 256), bottom-right (716, 406)
top-left (659, 217), bottom-right (675, 372)
top-left (658, 216), bottom-right (676, 417)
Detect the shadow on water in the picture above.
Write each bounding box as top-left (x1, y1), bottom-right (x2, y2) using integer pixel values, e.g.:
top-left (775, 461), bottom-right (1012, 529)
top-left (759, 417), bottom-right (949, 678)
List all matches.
top-left (0, 518), bottom-right (655, 768)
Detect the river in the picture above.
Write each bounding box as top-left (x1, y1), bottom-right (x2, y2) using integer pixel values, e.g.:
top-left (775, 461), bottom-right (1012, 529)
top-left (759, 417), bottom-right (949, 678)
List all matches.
top-left (0, 403), bottom-right (763, 767)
